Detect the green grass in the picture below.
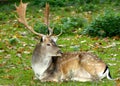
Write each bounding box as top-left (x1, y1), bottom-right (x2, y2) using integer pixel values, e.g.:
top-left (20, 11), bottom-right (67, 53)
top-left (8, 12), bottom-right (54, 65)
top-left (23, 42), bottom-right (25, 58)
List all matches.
top-left (0, 2), bottom-right (120, 86)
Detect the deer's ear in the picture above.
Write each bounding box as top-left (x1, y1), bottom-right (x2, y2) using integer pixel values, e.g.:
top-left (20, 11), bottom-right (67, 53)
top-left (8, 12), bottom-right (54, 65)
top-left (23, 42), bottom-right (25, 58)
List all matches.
top-left (51, 36), bottom-right (58, 42)
top-left (41, 36), bottom-right (46, 42)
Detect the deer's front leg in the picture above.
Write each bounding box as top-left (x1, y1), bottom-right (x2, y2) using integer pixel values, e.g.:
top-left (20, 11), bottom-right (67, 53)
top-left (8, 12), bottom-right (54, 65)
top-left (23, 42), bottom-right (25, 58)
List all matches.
top-left (40, 76), bottom-right (59, 82)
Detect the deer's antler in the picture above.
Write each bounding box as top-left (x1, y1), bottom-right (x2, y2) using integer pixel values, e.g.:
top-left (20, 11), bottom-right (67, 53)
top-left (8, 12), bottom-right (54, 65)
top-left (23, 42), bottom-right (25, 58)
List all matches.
top-left (15, 0), bottom-right (45, 37)
top-left (44, 3), bottom-right (53, 36)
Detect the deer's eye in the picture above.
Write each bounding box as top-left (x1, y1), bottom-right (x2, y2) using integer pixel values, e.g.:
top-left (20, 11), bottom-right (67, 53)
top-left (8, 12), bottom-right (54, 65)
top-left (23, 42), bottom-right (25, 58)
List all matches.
top-left (47, 44), bottom-right (51, 46)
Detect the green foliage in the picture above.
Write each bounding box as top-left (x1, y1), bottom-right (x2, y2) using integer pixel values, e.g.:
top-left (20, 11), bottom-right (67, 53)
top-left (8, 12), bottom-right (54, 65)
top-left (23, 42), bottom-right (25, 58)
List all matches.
top-left (34, 22), bottom-right (48, 35)
top-left (9, 38), bottom-right (19, 45)
top-left (30, 0), bottom-right (120, 7)
top-left (1, 0), bottom-right (120, 7)
top-left (82, 4), bottom-right (99, 12)
top-left (32, 0), bottom-right (65, 7)
top-left (0, 13), bottom-right (8, 21)
top-left (83, 12), bottom-right (120, 37)
top-left (34, 16), bottom-right (85, 35)
top-left (59, 16), bottom-right (85, 34)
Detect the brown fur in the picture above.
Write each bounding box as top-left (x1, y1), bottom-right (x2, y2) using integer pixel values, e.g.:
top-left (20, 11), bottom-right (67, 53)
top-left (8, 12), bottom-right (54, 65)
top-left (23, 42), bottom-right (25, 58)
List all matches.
top-left (41, 52), bottom-right (108, 82)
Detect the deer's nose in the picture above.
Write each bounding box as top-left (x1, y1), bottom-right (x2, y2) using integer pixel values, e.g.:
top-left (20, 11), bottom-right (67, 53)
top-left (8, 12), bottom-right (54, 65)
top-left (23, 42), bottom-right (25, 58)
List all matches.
top-left (57, 50), bottom-right (63, 54)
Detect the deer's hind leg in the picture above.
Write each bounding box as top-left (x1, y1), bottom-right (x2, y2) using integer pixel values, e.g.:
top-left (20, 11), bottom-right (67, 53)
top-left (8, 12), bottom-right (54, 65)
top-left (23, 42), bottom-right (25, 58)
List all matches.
top-left (71, 68), bottom-right (93, 82)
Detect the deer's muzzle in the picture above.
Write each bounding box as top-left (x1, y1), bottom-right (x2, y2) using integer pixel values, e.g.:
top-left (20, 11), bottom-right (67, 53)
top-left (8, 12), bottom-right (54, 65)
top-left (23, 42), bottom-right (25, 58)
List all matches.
top-left (57, 50), bottom-right (63, 56)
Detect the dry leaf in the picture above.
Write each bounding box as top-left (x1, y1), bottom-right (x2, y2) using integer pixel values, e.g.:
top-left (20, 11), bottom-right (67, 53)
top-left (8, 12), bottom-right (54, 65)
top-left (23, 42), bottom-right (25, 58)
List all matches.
top-left (80, 40), bottom-right (86, 43)
top-left (13, 33), bottom-right (22, 38)
top-left (103, 42), bottom-right (116, 48)
top-left (3, 75), bottom-right (14, 80)
top-left (115, 78), bottom-right (120, 86)
top-left (24, 51), bottom-right (30, 54)
top-left (5, 69), bottom-right (11, 73)
top-left (4, 54), bottom-right (11, 59)
top-left (21, 42), bottom-right (27, 47)
top-left (111, 54), bottom-right (118, 57)
top-left (24, 66), bottom-right (31, 70)
top-left (108, 63), bottom-right (116, 66)
top-left (17, 47), bottom-right (24, 53)
top-left (0, 63), bottom-right (6, 67)
top-left (113, 36), bottom-right (120, 40)
top-left (16, 53), bottom-right (22, 58)
top-left (0, 49), bottom-right (4, 53)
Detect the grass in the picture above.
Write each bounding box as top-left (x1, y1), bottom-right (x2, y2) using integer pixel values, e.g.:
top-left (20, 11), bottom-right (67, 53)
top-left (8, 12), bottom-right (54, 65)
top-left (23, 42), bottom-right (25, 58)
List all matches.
top-left (0, 1), bottom-right (120, 86)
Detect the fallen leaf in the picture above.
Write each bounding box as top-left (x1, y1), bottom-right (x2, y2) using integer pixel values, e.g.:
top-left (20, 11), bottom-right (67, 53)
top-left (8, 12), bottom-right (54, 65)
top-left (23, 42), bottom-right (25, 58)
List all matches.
top-left (113, 36), bottom-right (120, 40)
top-left (21, 42), bottom-right (27, 47)
top-left (0, 63), bottom-right (6, 67)
top-left (4, 54), bottom-right (11, 59)
top-left (103, 37), bottom-right (110, 42)
top-left (20, 31), bottom-right (28, 36)
top-left (108, 63), bottom-right (116, 66)
top-left (3, 75), bottom-right (14, 80)
top-left (24, 51), bottom-right (31, 54)
top-left (16, 53), bottom-right (22, 58)
top-left (13, 32), bottom-right (22, 38)
top-left (92, 37), bottom-right (99, 40)
top-left (5, 69), bottom-right (11, 73)
top-left (111, 54), bottom-right (118, 57)
top-left (24, 66), bottom-right (31, 70)
top-left (115, 78), bottom-right (120, 86)
top-left (17, 47), bottom-right (25, 53)
top-left (103, 42), bottom-right (116, 48)
top-left (0, 49), bottom-right (4, 53)
top-left (80, 40), bottom-right (86, 43)
top-left (0, 56), bottom-right (2, 59)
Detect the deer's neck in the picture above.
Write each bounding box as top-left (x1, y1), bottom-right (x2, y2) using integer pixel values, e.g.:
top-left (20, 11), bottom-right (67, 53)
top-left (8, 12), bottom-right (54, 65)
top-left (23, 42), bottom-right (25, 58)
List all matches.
top-left (32, 44), bottom-right (53, 79)
top-left (32, 54), bottom-right (52, 79)
top-left (40, 55), bottom-right (52, 68)
top-left (40, 54), bottom-right (52, 70)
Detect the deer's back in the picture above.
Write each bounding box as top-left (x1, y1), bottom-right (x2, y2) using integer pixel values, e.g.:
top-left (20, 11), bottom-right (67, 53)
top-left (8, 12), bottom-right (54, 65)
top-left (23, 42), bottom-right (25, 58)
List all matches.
top-left (55, 52), bottom-right (106, 76)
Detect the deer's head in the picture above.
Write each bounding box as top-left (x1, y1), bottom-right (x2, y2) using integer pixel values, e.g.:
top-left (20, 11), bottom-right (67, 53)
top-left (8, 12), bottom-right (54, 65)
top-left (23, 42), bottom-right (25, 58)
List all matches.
top-left (39, 36), bottom-right (62, 57)
top-left (15, 0), bottom-right (62, 57)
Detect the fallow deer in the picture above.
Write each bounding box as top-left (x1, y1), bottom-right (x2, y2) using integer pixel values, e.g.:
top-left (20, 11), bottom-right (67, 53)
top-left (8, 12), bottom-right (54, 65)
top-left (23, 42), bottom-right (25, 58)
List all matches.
top-left (15, 1), bottom-right (112, 82)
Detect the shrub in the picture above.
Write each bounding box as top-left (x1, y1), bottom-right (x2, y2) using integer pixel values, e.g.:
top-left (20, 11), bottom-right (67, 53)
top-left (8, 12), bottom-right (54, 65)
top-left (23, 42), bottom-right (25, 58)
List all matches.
top-left (34, 16), bottom-right (85, 35)
top-left (34, 21), bottom-right (48, 35)
top-left (32, 0), bottom-right (65, 7)
top-left (81, 4), bottom-right (99, 12)
top-left (83, 12), bottom-right (120, 37)
top-left (31, 0), bottom-right (111, 7)
top-left (61, 17), bottom-right (84, 28)
top-left (54, 16), bottom-right (84, 34)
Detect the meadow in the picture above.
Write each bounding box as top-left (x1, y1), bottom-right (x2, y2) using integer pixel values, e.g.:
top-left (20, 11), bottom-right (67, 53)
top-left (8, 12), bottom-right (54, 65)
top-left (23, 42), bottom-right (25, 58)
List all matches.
top-left (0, 1), bottom-right (120, 86)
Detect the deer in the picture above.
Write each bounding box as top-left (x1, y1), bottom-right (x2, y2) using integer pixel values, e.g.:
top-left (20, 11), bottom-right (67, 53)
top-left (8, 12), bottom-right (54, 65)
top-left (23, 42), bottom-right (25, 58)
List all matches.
top-left (15, 1), bottom-right (113, 82)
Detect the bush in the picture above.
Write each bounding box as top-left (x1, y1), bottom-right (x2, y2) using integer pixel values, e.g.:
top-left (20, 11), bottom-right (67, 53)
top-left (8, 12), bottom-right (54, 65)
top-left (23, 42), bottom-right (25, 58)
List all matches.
top-left (32, 0), bottom-right (65, 7)
top-left (54, 16), bottom-right (84, 34)
top-left (59, 16), bottom-right (85, 34)
top-left (61, 17), bottom-right (84, 28)
top-left (34, 16), bottom-right (85, 35)
top-left (81, 4), bottom-right (99, 12)
top-left (31, 0), bottom-right (116, 7)
top-left (34, 22), bottom-right (48, 35)
top-left (83, 12), bottom-right (120, 37)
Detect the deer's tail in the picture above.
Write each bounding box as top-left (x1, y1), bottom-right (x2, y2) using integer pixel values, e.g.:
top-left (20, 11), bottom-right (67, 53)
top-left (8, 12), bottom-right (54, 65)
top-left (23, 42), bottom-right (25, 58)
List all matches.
top-left (103, 65), bottom-right (113, 80)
